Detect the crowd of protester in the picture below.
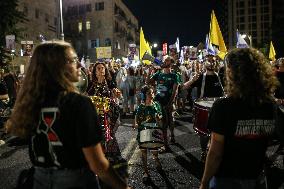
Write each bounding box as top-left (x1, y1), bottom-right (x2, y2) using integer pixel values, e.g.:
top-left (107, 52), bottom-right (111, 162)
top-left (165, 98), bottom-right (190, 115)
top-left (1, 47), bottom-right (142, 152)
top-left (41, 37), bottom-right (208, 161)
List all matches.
top-left (0, 41), bottom-right (283, 189)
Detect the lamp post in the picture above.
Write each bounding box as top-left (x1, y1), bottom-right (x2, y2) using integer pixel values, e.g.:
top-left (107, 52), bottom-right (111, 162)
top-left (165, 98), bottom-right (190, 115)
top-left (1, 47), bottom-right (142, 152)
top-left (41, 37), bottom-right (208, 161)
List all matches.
top-left (59, 0), bottom-right (64, 40)
top-left (151, 42), bottom-right (158, 57)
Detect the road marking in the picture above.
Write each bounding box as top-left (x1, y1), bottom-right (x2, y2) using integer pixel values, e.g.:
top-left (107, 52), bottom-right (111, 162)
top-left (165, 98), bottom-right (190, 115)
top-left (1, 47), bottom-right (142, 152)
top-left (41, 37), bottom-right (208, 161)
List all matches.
top-left (121, 123), bottom-right (133, 127)
top-left (127, 145), bottom-right (201, 175)
top-left (121, 138), bottom-right (137, 159)
top-left (166, 146), bottom-right (201, 158)
top-left (128, 145), bottom-right (140, 174)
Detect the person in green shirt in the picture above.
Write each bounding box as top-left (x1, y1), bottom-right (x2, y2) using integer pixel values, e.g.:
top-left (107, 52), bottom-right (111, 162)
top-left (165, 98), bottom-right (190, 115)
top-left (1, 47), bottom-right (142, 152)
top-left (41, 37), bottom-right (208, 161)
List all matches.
top-left (148, 56), bottom-right (180, 152)
top-left (134, 85), bottom-right (163, 182)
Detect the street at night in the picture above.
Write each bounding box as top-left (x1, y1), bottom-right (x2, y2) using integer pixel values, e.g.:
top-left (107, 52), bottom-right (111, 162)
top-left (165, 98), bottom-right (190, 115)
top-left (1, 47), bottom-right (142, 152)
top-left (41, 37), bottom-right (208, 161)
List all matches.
top-left (1, 0), bottom-right (284, 189)
top-left (1, 109), bottom-right (284, 188)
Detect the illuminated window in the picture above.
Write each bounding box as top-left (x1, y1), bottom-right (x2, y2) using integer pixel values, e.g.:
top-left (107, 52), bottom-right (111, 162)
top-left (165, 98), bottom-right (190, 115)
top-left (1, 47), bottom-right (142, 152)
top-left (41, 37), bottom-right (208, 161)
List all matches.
top-left (78, 22), bottom-right (82, 33)
top-left (86, 21), bottom-right (91, 30)
top-left (115, 41), bottom-right (120, 49)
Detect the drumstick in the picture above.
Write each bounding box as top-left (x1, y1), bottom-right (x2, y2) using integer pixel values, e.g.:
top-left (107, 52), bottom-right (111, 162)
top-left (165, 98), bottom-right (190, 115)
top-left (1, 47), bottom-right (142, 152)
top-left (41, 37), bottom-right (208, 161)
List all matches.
top-left (140, 118), bottom-right (151, 125)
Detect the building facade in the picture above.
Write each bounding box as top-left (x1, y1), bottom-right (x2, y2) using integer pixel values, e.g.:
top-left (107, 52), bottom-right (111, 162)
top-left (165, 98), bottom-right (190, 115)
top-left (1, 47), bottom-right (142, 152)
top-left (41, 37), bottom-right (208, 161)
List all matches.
top-left (18, 0), bottom-right (60, 42)
top-left (63, 0), bottom-right (139, 61)
top-left (227, 0), bottom-right (284, 57)
top-left (228, 0), bottom-right (272, 49)
top-left (212, 0), bottom-right (229, 46)
top-left (12, 0), bottom-right (60, 70)
top-left (271, 0), bottom-right (284, 57)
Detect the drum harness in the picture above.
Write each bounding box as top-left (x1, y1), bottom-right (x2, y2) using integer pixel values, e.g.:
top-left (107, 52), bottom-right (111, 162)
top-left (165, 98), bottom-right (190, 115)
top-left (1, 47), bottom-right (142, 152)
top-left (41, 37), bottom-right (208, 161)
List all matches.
top-left (200, 71), bottom-right (224, 98)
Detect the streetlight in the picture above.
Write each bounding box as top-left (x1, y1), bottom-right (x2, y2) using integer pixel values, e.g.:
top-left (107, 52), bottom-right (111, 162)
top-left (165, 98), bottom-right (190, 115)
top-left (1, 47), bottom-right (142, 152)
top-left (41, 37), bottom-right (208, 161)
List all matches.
top-left (241, 34), bottom-right (252, 47)
top-left (151, 43), bottom-right (158, 57)
top-left (59, 0), bottom-right (64, 40)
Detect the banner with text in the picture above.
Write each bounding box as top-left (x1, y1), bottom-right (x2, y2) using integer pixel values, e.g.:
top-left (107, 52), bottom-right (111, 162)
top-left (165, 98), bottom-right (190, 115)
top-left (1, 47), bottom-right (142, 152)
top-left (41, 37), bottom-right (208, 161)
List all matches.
top-left (162, 43), bottom-right (167, 56)
top-left (5, 35), bottom-right (15, 51)
top-left (96, 47), bottom-right (112, 59)
top-left (128, 44), bottom-right (136, 61)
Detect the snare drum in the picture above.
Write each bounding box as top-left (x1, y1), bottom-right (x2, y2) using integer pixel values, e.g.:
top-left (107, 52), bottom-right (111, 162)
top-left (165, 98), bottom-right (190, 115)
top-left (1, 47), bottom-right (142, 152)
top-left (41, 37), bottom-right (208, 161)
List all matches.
top-left (193, 98), bottom-right (217, 136)
top-left (139, 123), bottom-right (164, 149)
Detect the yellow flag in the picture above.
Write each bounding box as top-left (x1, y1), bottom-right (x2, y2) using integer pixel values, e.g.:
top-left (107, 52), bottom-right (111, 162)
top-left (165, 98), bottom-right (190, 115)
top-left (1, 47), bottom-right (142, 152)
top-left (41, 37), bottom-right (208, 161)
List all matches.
top-left (269, 41), bottom-right (276, 61)
top-left (209, 10), bottom-right (227, 54)
top-left (217, 51), bottom-right (227, 60)
top-left (140, 27), bottom-right (151, 65)
top-left (146, 41), bottom-right (152, 56)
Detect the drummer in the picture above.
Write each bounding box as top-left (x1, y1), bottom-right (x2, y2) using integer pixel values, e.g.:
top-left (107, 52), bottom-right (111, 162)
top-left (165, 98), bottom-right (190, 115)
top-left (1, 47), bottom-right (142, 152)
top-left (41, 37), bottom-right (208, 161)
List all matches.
top-left (182, 55), bottom-right (224, 160)
top-left (134, 85), bottom-right (163, 183)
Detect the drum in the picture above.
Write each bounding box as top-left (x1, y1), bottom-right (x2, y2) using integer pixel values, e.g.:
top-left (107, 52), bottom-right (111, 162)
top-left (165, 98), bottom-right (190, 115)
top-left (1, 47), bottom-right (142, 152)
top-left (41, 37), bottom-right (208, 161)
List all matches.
top-left (193, 98), bottom-right (216, 136)
top-left (139, 124), bottom-right (164, 149)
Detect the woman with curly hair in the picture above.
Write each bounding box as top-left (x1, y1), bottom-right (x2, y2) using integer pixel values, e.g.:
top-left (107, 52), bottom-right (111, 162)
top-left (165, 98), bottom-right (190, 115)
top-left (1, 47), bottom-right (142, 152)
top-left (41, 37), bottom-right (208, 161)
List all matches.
top-left (5, 41), bottom-right (129, 189)
top-left (200, 48), bottom-right (278, 189)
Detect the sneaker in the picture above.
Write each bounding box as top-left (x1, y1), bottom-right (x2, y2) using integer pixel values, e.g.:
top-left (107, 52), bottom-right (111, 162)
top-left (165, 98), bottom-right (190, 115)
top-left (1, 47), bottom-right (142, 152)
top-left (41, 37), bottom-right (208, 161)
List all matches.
top-left (142, 173), bottom-right (150, 183)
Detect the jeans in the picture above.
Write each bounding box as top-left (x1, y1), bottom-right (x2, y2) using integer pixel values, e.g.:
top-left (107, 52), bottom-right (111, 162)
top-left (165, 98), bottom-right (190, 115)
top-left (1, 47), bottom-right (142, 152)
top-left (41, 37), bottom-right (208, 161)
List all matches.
top-left (33, 167), bottom-right (100, 189)
top-left (209, 176), bottom-right (266, 189)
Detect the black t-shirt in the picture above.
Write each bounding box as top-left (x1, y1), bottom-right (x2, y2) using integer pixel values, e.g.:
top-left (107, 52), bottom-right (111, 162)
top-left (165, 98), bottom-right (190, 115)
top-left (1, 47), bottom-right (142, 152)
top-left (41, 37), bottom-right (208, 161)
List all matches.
top-left (275, 71), bottom-right (284, 98)
top-left (0, 80), bottom-right (8, 95)
top-left (207, 97), bottom-right (275, 179)
top-left (29, 92), bottom-right (102, 169)
top-left (3, 74), bottom-right (17, 98)
top-left (191, 74), bottom-right (223, 98)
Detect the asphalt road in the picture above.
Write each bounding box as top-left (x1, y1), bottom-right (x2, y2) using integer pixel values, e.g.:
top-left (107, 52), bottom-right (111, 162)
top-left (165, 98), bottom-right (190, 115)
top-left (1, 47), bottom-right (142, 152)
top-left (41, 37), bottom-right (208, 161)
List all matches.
top-left (0, 110), bottom-right (283, 189)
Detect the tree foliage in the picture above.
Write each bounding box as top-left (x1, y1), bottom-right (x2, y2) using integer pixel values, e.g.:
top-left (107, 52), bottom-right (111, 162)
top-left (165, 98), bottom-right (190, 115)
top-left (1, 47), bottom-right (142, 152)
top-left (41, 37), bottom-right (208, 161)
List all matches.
top-left (0, 0), bottom-right (24, 67)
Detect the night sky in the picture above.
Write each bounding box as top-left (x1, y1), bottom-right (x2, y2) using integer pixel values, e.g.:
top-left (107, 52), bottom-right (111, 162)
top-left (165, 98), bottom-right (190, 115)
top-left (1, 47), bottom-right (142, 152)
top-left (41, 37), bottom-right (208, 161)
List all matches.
top-left (123, 0), bottom-right (214, 48)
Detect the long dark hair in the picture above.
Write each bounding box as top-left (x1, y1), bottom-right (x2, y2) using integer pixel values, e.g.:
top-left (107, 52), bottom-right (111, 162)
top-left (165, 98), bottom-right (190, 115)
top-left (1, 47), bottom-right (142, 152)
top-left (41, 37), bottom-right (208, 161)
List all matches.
top-left (92, 62), bottom-right (112, 82)
top-left (225, 48), bottom-right (278, 105)
top-left (6, 41), bottom-right (77, 137)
